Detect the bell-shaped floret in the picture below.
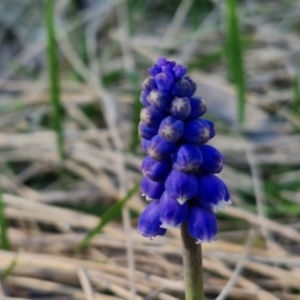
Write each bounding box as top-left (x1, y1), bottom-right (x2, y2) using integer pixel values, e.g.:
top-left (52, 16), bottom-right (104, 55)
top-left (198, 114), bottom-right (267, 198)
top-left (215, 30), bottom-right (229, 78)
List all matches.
top-left (138, 121), bottom-right (158, 140)
top-left (140, 155), bottom-right (171, 182)
top-left (198, 145), bottom-right (224, 174)
top-left (195, 175), bottom-right (230, 212)
top-left (159, 192), bottom-right (189, 229)
top-left (140, 91), bottom-right (150, 107)
top-left (147, 135), bottom-right (176, 161)
top-left (137, 201), bottom-right (167, 239)
top-left (142, 77), bottom-right (158, 93)
top-left (141, 139), bottom-right (150, 152)
top-left (154, 72), bottom-right (174, 93)
top-left (172, 144), bottom-right (203, 173)
top-left (169, 97), bottom-right (191, 120)
top-left (187, 206), bottom-right (218, 243)
top-left (183, 119), bottom-right (212, 144)
top-left (140, 106), bottom-right (166, 127)
top-left (147, 90), bottom-right (171, 112)
top-left (141, 177), bottom-right (165, 201)
top-left (172, 76), bottom-right (197, 97)
top-left (158, 116), bottom-right (184, 142)
top-left (187, 96), bottom-right (207, 119)
top-left (165, 169), bottom-right (197, 205)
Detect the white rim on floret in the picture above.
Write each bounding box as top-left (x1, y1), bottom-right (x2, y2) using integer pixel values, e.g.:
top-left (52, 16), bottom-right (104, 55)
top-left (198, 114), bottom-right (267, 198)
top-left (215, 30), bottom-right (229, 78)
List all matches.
top-left (160, 221), bottom-right (181, 229)
top-left (176, 195), bottom-right (190, 205)
top-left (211, 199), bottom-right (232, 213)
top-left (195, 235), bottom-right (217, 244)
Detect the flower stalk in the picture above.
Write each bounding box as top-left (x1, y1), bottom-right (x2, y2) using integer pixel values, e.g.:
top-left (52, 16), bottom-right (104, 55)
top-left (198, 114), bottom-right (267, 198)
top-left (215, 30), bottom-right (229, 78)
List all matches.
top-left (181, 223), bottom-right (204, 300)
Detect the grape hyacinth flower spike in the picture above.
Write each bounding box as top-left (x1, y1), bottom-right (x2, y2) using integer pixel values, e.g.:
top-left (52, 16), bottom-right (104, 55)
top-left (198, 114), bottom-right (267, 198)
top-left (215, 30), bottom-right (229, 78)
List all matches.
top-left (137, 57), bottom-right (231, 300)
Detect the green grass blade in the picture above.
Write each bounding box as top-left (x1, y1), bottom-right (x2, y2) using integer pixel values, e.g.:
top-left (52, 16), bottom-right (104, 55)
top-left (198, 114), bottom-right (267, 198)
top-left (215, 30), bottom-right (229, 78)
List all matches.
top-left (128, 71), bottom-right (142, 151)
top-left (225, 0), bottom-right (246, 125)
top-left (2, 254), bottom-right (18, 281)
top-left (294, 70), bottom-right (300, 114)
top-left (45, 0), bottom-right (66, 181)
top-left (0, 184), bottom-right (10, 250)
top-left (76, 181), bottom-right (140, 252)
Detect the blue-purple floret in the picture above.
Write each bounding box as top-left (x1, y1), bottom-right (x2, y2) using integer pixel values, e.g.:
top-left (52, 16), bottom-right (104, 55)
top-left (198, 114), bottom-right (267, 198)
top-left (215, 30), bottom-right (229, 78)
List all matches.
top-left (137, 57), bottom-right (231, 243)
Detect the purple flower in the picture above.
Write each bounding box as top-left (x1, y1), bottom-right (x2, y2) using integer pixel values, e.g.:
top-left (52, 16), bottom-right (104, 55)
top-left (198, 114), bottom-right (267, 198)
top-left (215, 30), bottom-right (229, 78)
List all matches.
top-left (141, 177), bottom-right (165, 201)
top-left (147, 90), bottom-right (171, 112)
top-left (198, 144), bottom-right (224, 174)
top-left (169, 97), bottom-right (191, 120)
top-left (183, 119), bottom-right (212, 144)
top-left (138, 121), bottom-right (158, 140)
top-left (159, 192), bottom-right (189, 228)
top-left (147, 135), bottom-right (176, 161)
top-left (187, 96), bottom-right (207, 120)
top-left (187, 206), bottom-right (218, 243)
top-left (155, 72), bottom-right (174, 93)
top-left (137, 57), bottom-right (230, 243)
top-left (172, 144), bottom-right (203, 173)
top-left (140, 106), bottom-right (166, 127)
top-left (165, 169), bottom-right (197, 204)
top-left (140, 155), bottom-right (171, 182)
top-left (158, 116), bottom-right (184, 142)
top-left (138, 201), bottom-right (167, 239)
top-left (194, 174), bottom-right (230, 212)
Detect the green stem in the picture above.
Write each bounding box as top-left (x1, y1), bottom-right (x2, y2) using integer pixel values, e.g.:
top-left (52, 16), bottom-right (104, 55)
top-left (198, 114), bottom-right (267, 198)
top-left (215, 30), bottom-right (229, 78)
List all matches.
top-left (181, 223), bottom-right (204, 300)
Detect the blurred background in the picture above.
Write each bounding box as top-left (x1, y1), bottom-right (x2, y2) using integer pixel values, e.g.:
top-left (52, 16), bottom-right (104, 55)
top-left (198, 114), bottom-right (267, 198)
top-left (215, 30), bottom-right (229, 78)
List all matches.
top-left (0, 0), bottom-right (300, 299)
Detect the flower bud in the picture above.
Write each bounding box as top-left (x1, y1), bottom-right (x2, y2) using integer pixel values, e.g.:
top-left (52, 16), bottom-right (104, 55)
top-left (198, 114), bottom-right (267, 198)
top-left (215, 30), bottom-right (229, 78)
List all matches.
top-left (172, 144), bottom-right (203, 173)
top-left (173, 63), bottom-right (187, 79)
top-left (159, 192), bottom-right (189, 228)
top-left (158, 116), bottom-right (184, 142)
top-left (142, 77), bottom-right (158, 93)
top-left (183, 119), bottom-right (212, 144)
top-left (138, 121), bottom-right (158, 140)
top-left (141, 139), bottom-right (150, 152)
top-left (161, 62), bottom-right (176, 76)
top-left (172, 76), bottom-right (197, 97)
top-left (187, 206), bottom-right (218, 243)
top-left (195, 174), bottom-right (230, 212)
top-left (198, 145), bottom-right (224, 174)
top-left (140, 91), bottom-right (150, 107)
top-left (154, 72), bottom-right (174, 93)
top-left (165, 169), bottom-right (197, 204)
top-left (140, 106), bottom-right (166, 127)
top-left (148, 64), bottom-right (161, 77)
top-left (169, 97), bottom-right (191, 120)
top-left (147, 90), bottom-right (171, 112)
top-left (187, 97), bottom-right (207, 119)
top-left (156, 57), bottom-right (167, 67)
top-left (141, 177), bottom-right (165, 201)
top-left (137, 201), bottom-right (167, 239)
top-left (140, 155), bottom-right (171, 182)
top-left (202, 119), bottom-right (215, 139)
top-left (147, 135), bottom-right (176, 161)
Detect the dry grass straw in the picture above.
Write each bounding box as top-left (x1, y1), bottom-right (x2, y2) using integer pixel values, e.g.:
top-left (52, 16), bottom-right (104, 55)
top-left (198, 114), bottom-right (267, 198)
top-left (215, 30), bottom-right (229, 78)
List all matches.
top-left (0, 0), bottom-right (300, 299)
